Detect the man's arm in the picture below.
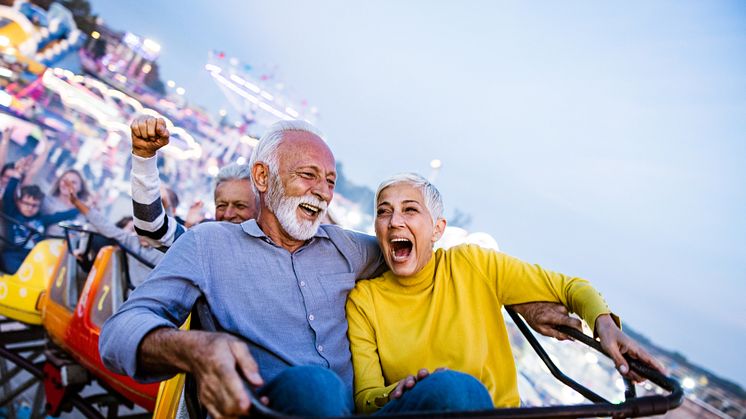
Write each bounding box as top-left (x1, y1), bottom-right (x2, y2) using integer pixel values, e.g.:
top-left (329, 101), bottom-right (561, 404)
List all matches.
top-left (22, 133), bottom-right (51, 186)
top-left (40, 208), bottom-right (79, 227)
top-left (98, 227), bottom-right (261, 418)
top-left (139, 328), bottom-right (264, 418)
top-left (0, 126), bottom-right (13, 171)
top-left (129, 116), bottom-right (184, 248)
top-left (2, 176), bottom-right (19, 214)
top-left (340, 229), bottom-right (387, 279)
top-left (72, 196), bottom-right (163, 268)
top-left (99, 228), bottom-right (203, 379)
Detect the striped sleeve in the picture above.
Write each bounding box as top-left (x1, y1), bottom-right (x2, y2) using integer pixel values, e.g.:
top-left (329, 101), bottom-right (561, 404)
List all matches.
top-left (131, 154), bottom-right (182, 248)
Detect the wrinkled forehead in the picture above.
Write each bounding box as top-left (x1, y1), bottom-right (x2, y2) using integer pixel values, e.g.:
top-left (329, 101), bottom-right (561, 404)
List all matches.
top-left (277, 131), bottom-right (336, 173)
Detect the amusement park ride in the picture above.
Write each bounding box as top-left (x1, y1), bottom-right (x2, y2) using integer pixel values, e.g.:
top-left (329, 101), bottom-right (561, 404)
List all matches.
top-left (0, 216), bottom-right (684, 418)
top-left (0, 5), bottom-right (683, 417)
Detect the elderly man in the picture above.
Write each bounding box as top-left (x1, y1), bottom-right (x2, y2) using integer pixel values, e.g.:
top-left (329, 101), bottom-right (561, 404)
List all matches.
top-left (129, 116), bottom-right (258, 247)
top-left (101, 120), bottom-right (386, 418)
top-left (101, 120), bottom-right (583, 418)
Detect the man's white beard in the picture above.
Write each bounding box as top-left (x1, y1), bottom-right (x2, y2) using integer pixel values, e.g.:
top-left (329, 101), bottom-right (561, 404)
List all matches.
top-left (266, 172), bottom-right (328, 241)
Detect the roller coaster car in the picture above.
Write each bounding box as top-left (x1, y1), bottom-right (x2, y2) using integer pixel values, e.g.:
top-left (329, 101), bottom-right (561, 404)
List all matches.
top-left (0, 212), bottom-right (65, 325)
top-left (155, 300), bottom-right (683, 419)
top-left (40, 223), bottom-right (159, 413)
top-left (0, 239), bottom-right (64, 325)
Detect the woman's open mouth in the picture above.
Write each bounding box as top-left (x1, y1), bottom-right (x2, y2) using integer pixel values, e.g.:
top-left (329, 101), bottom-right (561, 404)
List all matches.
top-left (390, 238), bottom-right (413, 262)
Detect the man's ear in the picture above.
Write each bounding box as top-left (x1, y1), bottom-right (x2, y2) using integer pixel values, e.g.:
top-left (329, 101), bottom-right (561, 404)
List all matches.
top-left (431, 218), bottom-right (447, 243)
top-left (252, 162), bottom-right (270, 193)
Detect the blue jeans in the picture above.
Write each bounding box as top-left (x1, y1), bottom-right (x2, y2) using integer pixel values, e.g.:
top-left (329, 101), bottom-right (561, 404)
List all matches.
top-left (258, 365), bottom-right (352, 417)
top-left (375, 370), bottom-right (493, 415)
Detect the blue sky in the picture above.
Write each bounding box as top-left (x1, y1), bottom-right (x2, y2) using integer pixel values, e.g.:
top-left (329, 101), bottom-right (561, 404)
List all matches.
top-left (90, 1), bottom-right (746, 386)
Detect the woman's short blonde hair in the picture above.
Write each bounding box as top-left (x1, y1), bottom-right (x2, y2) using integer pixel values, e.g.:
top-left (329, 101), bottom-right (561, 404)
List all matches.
top-left (375, 173), bottom-right (444, 222)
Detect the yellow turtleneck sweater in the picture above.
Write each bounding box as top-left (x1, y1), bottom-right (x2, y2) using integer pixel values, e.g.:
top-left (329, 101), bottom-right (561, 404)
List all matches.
top-left (346, 244), bottom-right (614, 413)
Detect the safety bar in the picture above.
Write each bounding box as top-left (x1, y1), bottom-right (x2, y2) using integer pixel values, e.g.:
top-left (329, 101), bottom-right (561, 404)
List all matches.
top-left (59, 221), bottom-right (156, 269)
top-left (0, 211), bottom-right (44, 250)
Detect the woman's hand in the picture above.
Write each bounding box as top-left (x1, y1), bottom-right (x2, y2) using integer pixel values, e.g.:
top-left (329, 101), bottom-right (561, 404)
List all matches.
top-left (595, 314), bottom-right (666, 382)
top-left (390, 368), bottom-right (447, 400)
top-left (64, 179), bottom-right (89, 215)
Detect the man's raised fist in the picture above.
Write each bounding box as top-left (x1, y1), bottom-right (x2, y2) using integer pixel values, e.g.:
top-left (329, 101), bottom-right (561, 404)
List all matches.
top-left (131, 116), bottom-right (170, 158)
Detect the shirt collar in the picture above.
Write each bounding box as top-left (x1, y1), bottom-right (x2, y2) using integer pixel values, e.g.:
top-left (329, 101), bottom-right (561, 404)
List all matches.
top-left (240, 219), bottom-right (330, 240)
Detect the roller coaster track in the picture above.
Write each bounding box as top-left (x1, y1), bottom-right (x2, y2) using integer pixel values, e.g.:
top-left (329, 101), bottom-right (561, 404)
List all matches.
top-left (0, 320), bottom-right (103, 419)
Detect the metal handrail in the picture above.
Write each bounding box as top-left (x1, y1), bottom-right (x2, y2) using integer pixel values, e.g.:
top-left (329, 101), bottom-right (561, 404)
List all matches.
top-left (0, 211), bottom-right (45, 250)
top-left (58, 221), bottom-right (156, 269)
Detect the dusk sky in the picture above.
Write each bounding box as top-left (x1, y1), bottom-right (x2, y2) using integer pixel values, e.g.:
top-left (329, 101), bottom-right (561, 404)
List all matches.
top-left (90, 1), bottom-right (746, 387)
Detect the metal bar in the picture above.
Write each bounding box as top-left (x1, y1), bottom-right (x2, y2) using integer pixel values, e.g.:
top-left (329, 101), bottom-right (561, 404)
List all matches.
top-left (0, 356), bottom-right (17, 418)
top-left (6, 346), bottom-right (44, 358)
top-left (0, 376), bottom-right (38, 406)
top-left (0, 345), bottom-right (105, 419)
top-left (505, 309), bottom-right (609, 404)
top-left (0, 362), bottom-right (26, 386)
top-left (553, 324), bottom-right (683, 395)
top-left (71, 397), bottom-right (107, 419)
top-left (7, 346), bottom-right (47, 358)
top-left (30, 379), bottom-right (46, 419)
top-left (0, 326), bottom-right (46, 344)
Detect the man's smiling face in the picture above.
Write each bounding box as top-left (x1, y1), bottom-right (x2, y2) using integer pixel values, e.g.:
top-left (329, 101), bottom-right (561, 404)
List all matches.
top-left (265, 131), bottom-right (337, 241)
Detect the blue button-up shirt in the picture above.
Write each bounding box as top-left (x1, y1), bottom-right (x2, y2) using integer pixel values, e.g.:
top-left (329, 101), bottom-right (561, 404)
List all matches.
top-left (99, 219), bottom-right (385, 396)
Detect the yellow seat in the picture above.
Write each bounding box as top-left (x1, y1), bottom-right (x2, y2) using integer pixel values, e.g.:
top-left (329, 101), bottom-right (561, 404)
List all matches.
top-left (0, 239), bottom-right (64, 324)
top-left (153, 315), bottom-right (192, 418)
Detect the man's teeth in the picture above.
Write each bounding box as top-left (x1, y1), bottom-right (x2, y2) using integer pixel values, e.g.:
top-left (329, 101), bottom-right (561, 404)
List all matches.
top-left (391, 238), bottom-right (410, 243)
top-left (299, 203), bottom-right (320, 214)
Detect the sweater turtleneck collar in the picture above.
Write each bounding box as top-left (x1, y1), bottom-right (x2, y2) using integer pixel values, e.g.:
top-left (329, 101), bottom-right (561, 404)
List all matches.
top-left (382, 248), bottom-right (441, 293)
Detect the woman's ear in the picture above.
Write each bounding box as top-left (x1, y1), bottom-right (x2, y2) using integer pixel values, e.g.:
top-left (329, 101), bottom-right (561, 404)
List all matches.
top-left (252, 162), bottom-right (270, 193)
top-left (431, 218), bottom-right (447, 243)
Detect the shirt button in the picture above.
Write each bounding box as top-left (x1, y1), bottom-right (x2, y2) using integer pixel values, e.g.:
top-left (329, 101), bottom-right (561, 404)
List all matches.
top-left (300, 281), bottom-right (306, 287)
top-left (308, 314), bottom-right (315, 321)
top-left (317, 345), bottom-right (324, 352)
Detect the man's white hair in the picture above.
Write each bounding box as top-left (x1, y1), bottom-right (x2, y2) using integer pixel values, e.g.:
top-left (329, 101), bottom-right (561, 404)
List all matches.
top-left (214, 163), bottom-right (251, 188)
top-left (249, 120), bottom-right (326, 189)
top-left (375, 173), bottom-right (444, 222)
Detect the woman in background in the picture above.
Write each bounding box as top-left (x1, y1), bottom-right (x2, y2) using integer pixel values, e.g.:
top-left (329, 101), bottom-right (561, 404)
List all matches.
top-left (42, 169), bottom-right (90, 236)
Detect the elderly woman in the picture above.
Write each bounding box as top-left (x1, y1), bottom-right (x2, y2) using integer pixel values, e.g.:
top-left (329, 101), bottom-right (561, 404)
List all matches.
top-left (346, 173), bottom-right (663, 415)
